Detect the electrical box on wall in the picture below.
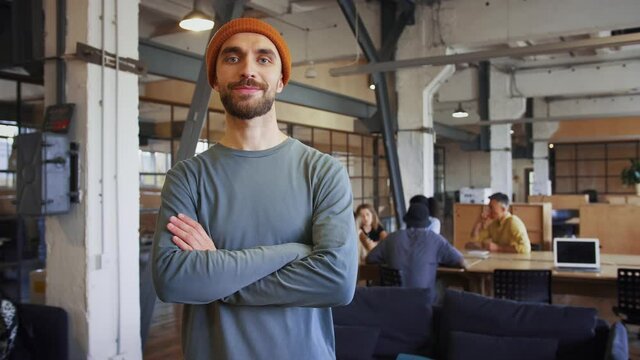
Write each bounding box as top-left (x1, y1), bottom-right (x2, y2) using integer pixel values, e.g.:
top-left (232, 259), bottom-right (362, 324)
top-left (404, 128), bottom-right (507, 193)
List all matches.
top-left (16, 132), bottom-right (71, 215)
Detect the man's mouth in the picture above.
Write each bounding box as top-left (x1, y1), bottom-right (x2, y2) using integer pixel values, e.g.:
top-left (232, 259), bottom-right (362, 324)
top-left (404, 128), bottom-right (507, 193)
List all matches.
top-left (229, 79), bottom-right (267, 95)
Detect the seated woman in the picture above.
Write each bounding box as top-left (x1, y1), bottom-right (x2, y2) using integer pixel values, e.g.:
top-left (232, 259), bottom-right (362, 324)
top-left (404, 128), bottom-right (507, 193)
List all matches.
top-left (355, 204), bottom-right (388, 256)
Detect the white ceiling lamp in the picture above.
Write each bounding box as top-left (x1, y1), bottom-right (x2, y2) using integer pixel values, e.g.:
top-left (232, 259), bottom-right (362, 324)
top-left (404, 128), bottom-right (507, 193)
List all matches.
top-left (304, 29), bottom-right (317, 78)
top-left (452, 102), bottom-right (469, 118)
top-left (179, 0), bottom-right (214, 32)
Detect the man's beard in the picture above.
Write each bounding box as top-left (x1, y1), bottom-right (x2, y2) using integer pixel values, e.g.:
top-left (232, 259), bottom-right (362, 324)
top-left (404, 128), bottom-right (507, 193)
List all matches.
top-left (219, 78), bottom-right (275, 120)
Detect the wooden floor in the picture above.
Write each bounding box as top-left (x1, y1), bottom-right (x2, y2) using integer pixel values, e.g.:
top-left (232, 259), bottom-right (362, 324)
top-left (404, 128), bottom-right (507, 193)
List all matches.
top-left (143, 301), bottom-right (183, 360)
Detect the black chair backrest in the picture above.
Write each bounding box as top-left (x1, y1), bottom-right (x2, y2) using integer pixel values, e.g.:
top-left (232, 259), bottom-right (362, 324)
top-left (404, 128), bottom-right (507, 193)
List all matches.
top-left (494, 269), bottom-right (552, 304)
top-left (616, 268), bottom-right (640, 320)
top-left (380, 265), bottom-right (403, 287)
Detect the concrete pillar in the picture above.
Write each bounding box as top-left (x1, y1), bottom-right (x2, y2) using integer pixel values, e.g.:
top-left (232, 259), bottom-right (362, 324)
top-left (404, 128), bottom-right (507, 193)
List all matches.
top-left (532, 99), bottom-right (559, 195)
top-left (44, 0), bottom-right (141, 358)
top-left (395, 5), bottom-right (454, 201)
top-left (489, 70), bottom-right (526, 199)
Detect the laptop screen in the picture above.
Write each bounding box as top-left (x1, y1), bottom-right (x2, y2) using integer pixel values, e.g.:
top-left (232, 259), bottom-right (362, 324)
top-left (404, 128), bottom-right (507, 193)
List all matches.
top-left (555, 239), bottom-right (599, 267)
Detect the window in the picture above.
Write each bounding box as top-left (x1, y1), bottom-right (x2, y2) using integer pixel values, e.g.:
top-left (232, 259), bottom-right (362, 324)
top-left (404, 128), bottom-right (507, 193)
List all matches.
top-left (0, 124), bottom-right (18, 189)
top-left (552, 141), bottom-right (640, 194)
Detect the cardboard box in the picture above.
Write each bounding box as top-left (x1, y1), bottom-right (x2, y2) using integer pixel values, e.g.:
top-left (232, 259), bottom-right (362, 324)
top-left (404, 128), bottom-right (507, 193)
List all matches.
top-left (459, 187), bottom-right (492, 204)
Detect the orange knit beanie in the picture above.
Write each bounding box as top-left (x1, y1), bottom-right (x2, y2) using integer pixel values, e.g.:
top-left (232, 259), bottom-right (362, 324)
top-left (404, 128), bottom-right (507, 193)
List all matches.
top-left (205, 18), bottom-right (291, 88)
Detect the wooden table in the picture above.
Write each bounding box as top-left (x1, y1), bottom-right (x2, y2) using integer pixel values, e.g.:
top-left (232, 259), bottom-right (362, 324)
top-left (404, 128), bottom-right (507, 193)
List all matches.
top-left (452, 252), bottom-right (640, 298)
top-left (360, 252), bottom-right (640, 297)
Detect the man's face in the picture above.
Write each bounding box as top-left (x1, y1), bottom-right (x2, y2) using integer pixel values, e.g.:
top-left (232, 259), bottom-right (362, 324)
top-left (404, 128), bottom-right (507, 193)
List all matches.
top-left (488, 199), bottom-right (506, 219)
top-left (214, 33), bottom-right (285, 120)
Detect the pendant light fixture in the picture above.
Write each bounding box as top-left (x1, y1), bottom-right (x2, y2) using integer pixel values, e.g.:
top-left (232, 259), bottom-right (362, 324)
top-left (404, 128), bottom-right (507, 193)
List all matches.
top-left (179, 0), bottom-right (214, 32)
top-left (304, 29), bottom-right (318, 78)
top-left (452, 102), bottom-right (469, 118)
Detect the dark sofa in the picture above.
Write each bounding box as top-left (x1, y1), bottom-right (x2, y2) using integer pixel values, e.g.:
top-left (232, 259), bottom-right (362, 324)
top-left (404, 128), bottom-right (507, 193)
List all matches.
top-left (9, 303), bottom-right (68, 360)
top-left (332, 288), bottom-right (628, 360)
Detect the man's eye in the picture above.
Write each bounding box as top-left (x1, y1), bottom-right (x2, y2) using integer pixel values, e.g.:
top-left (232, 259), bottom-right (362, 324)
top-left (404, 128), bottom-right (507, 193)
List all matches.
top-left (258, 57), bottom-right (271, 64)
top-left (225, 57), bottom-right (239, 63)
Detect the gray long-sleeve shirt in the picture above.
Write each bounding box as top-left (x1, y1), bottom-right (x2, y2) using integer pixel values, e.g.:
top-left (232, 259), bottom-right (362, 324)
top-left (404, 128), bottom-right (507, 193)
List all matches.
top-left (365, 228), bottom-right (463, 303)
top-left (151, 137), bottom-right (358, 359)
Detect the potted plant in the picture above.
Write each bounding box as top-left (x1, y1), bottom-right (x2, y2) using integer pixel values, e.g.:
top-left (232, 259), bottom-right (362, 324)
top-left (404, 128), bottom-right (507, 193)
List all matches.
top-left (620, 159), bottom-right (640, 196)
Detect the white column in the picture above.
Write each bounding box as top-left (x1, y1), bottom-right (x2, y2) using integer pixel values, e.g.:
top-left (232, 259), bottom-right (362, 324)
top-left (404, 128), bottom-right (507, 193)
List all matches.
top-left (44, 0), bottom-right (141, 358)
top-left (532, 99), bottom-right (559, 195)
top-left (489, 70), bottom-right (526, 200)
top-left (396, 5), bottom-right (454, 201)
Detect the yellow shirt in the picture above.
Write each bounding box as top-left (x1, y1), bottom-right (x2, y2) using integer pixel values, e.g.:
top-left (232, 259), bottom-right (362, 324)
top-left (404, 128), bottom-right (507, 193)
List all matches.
top-left (477, 213), bottom-right (531, 254)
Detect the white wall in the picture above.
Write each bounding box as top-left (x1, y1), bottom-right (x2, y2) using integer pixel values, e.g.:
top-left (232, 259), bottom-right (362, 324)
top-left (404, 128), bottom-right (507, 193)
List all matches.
top-left (444, 143), bottom-right (533, 202)
top-left (444, 143), bottom-right (490, 192)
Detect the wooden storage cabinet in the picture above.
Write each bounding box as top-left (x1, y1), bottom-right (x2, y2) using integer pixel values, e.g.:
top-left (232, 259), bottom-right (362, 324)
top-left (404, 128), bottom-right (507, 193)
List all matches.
top-left (580, 204), bottom-right (640, 254)
top-left (528, 195), bottom-right (589, 210)
top-left (453, 203), bottom-right (552, 251)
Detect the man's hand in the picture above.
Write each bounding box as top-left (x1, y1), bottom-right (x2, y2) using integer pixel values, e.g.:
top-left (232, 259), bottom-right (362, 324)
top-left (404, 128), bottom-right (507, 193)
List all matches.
top-left (487, 241), bottom-right (500, 252)
top-left (465, 241), bottom-right (483, 250)
top-left (167, 213), bottom-right (217, 251)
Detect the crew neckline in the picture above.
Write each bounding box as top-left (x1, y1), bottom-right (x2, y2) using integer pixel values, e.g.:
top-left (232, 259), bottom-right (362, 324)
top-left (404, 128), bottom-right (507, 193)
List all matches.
top-left (212, 137), bottom-right (295, 158)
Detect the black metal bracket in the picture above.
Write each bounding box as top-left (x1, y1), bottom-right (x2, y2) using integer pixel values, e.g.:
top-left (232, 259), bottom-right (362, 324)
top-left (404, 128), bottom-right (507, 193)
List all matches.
top-left (75, 42), bottom-right (146, 75)
top-left (69, 142), bottom-right (80, 203)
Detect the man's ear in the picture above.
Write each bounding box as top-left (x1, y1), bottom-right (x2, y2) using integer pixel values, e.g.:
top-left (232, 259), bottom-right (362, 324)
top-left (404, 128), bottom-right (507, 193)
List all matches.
top-left (275, 75), bottom-right (284, 94)
top-left (213, 78), bottom-right (219, 92)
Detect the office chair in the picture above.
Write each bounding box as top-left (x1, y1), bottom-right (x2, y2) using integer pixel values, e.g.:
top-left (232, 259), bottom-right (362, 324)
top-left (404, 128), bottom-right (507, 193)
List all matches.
top-left (379, 265), bottom-right (403, 287)
top-left (493, 269), bottom-right (552, 304)
top-left (613, 268), bottom-right (640, 335)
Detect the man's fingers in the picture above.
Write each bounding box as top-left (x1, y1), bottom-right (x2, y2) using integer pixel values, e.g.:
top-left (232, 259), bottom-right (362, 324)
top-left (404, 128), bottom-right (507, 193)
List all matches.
top-left (167, 222), bottom-right (197, 245)
top-left (167, 214), bottom-right (216, 251)
top-left (172, 236), bottom-right (193, 251)
top-left (177, 214), bottom-right (210, 240)
top-left (169, 216), bottom-right (202, 241)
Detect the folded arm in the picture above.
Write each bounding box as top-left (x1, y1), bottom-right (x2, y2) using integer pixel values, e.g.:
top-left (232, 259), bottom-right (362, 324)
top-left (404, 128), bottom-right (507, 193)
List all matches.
top-left (222, 162), bottom-right (359, 308)
top-left (152, 162), bottom-right (311, 304)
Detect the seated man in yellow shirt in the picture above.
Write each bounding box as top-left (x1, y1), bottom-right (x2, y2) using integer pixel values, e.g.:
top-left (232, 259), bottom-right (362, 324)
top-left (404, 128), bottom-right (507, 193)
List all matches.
top-left (465, 192), bottom-right (531, 254)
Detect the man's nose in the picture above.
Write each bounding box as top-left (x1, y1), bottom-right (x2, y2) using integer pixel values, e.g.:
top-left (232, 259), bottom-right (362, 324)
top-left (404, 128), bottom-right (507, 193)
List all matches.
top-left (239, 59), bottom-right (257, 79)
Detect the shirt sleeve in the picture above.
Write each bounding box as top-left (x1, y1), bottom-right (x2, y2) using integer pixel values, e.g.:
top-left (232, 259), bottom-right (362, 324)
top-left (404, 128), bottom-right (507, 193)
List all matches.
top-left (221, 160), bottom-right (359, 308)
top-left (508, 218), bottom-right (531, 254)
top-left (152, 161), bottom-right (312, 304)
top-left (436, 234), bottom-right (464, 267)
top-left (475, 227), bottom-right (491, 245)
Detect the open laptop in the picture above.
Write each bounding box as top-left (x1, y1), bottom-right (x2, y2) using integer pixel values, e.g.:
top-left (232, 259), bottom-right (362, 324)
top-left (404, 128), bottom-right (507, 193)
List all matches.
top-left (553, 238), bottom-right (601, 272)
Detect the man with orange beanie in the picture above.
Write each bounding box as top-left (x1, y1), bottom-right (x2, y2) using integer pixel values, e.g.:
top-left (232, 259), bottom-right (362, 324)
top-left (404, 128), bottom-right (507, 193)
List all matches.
top-left (152, 17), bottom-right (358, 359)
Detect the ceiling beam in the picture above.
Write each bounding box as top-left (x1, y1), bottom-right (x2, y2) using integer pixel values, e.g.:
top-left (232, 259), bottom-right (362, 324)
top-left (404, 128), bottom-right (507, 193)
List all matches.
top-left (453, 111), bottom-right (640, 127)
top-left (329, 32), bottom-right (640, 76)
